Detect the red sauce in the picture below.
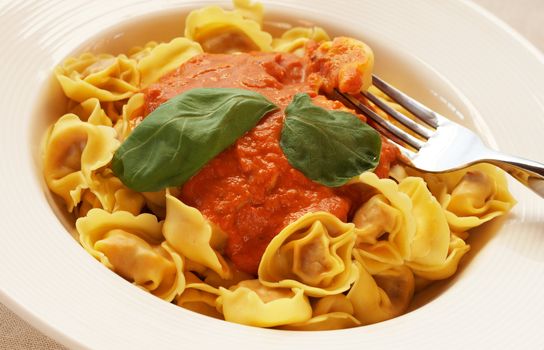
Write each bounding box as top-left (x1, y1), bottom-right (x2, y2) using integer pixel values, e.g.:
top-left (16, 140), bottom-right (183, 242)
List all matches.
top-left (144, 52), bottom-right (398, 275)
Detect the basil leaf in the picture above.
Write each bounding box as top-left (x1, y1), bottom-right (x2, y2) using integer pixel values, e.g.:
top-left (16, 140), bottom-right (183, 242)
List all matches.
top-left (280, 93), bottom-right (381, 187)
top-left (112, 88), bottom-right (278, 192)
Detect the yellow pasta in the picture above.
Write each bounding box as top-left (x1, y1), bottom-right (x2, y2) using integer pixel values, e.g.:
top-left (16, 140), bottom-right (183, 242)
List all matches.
top-left (233, 0), bottom-right (264, 24)
top-left (111, 92), bottom-right (144, 142)
top-left (272, 26), bottom-right (330, 55)
top-left (70, 97), bottom-right (112, 126)
top-left (399, 177), bottom-right (471, 279)
top-left (398, 177), bottom-right (451, 267)
top-left (406, 234), bottom-right (470, 280)
top-left (55, 53), bottom-right (140, 102)
top-left (88, 168), bottom-right (145, 215)
top-left (414, 164), bottom-right (516, 231)
top-left (163, 194), bottom-right (231, 279)
top-left (218, 280), bottom-right (312, 327)
top-left (348, 259), bottom-right (415, 325)
top-left (176, 272), bottom-right (222, 319)
top-left (202, 263), bottom-right (254, 289)
top-left (259, 212), bottom-right (356, 297)
top-left (352, 172), bottom-right (415, 260)
top-left (128, 41), bottom-right (159, 61)
top-left (77, 209), bottom-right (163, 260)
top-left (280, 294), bottom-right (360, 330)
top-left (185, 5), bottom-right (272, 53)
top-left (77, 209), bottom-right (184, 301)
top-left (43, 114), bottom-right (119, 212)
top-left (137, 37), bottom-right (203, 87)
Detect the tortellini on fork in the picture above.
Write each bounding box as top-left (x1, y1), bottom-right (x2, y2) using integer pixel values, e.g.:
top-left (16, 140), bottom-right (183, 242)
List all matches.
top-left (306, 36), bottom-right (375, 93)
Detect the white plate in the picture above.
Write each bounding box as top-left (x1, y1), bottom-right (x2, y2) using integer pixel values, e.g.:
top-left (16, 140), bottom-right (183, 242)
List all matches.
top-left (1, 0), bottom-right (543, 349)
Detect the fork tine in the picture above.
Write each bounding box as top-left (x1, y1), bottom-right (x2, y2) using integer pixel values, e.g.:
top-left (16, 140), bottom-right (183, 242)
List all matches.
top-left (387, 138), bottom-right (417, 160)
top-left (362, 91), bottom-right (433, 139)
top-left (372, 75), bottom-right (440, 128)
top-left (333, 89), bottom-right (425, 151)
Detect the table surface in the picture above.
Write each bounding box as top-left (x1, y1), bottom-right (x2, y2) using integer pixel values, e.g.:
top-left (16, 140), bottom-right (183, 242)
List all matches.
top-left (1, 1), bottom-right (543, 349)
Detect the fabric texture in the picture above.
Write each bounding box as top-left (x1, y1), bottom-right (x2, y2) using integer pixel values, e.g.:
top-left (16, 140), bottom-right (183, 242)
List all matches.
top-left (0, 304), bottom-right (66, 349)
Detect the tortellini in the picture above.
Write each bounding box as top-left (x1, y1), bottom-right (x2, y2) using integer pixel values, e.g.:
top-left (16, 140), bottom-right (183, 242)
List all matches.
top-left (42, 103), bottom-right (144, 215)
top-left (176, 272), bottom-right (222, 319)
top-left (306, 36), bottom-right (375, 93)
top-left (70, 97), bottom-right (112, 126)
top-left (406, 233), bottom-right (470, 280)
top-left (185, 5), bottom-right (272, 53)
top-left (218, 280), bottom-right (312, 327)
top-left (413, 164), bottom-right (516, 232)
top-left (128, 41), bottom-right (159, 61)
top-left (348, 259), bottom-right (414, 325)
top-left (163, 194), bottom-right (231, 279)
top-left (399, 177), bottom-right (471, 279)
top-left (398, 177), bottom-right (450, 268)
top-left (89, 169), bottom-right (145, 215)
top-left (280, 294), bottom-right (360, 331)
top-left (55, 53), bottom-right (140, 102)
top-left (77, 209), bottom-right (185, 301)
top-left (352, 172), bottom-right (414, 262)
top-left (259, 212), bottom-right (356, 297)
top-left (113, 92), bottom-right (145, 142)
top-left (202, 262), bottom-right (254, 289)
top-left (272, 26), bottom-right (330, 56)
top-left (137, 37), bottom-right (203, 87)
top-left (233, 0), bottom-right (264, 24)
top-left (352, 173), bottom-right (471, 280)
top-left (43, 114), bottom-right (119, 212)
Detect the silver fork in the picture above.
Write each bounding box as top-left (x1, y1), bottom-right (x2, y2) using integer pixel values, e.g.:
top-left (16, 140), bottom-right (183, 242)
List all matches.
top-left (333, 75), bottom-right (544, 198)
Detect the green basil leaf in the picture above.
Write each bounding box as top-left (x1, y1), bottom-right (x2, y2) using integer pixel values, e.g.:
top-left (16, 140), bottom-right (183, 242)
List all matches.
top-left (280, 93), bottom-right (381, 187)
top-left (112, 88), bottom-right (278, 192)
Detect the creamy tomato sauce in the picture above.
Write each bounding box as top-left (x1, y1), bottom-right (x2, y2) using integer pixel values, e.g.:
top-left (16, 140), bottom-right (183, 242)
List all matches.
top-left (144, 52), bottom-right (398, 274)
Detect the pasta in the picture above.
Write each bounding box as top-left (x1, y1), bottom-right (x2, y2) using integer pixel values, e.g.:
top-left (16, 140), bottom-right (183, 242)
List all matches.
top-left (136, 37), bottom-right (203, 87)
top-left (272, 26), bottom-right (330, 55)
top-left (176, 272), bottom-right (223, 319)
top-left (218, 280), bottom-right (312, 327)
top-left (42, 0), bottom-right (516, 330)
top-left (163, 194), bottom-right (232, 279)
top-left (55, 53), bottom-right (140, 102)
top-left (184, 5), bottom-right (272, 53)
top-left (43, 114), bottom-right (119, 212)
top-left (258, 212), bottom-right (357, 297)
top-left (77, 209), bottom-right (185, 301)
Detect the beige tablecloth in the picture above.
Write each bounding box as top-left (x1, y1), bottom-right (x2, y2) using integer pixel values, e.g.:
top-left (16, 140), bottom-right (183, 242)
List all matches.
top-left (1, 1), bottom-right (543, 349)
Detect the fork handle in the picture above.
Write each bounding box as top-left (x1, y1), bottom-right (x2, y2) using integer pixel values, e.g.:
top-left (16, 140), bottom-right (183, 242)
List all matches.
top-left (484, 152), bottom-right (544, 198)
